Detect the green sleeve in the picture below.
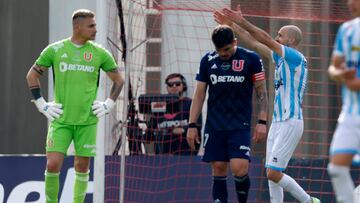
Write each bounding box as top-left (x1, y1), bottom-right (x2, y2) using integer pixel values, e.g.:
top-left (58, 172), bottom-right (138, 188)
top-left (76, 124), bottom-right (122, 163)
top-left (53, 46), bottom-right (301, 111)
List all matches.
top-left (35, 45), bottom-right (55, 68)
top-left (100, 48), bottom-right (118, 72)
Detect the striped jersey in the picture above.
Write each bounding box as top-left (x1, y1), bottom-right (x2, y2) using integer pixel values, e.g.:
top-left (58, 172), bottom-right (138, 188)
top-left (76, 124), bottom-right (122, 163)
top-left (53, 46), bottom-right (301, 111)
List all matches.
top-left (333, 17), bottom-right (360, 115)
top-left (272, 45), bottom-right (308, 122)
top-left (196, 46), bottom-right (265, 131)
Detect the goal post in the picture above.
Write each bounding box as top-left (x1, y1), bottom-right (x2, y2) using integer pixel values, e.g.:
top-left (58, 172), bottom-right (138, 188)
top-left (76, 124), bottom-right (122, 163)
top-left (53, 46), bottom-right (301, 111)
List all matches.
top-left (102, 0), bottom-right (354, 202)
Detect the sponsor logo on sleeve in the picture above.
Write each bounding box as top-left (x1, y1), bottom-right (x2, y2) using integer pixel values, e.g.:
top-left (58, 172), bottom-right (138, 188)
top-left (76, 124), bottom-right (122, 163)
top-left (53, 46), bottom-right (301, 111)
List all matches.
top-left (208, 53), bottom-right (218, 61)
top-left (52, 43), bottom-right (64, 52)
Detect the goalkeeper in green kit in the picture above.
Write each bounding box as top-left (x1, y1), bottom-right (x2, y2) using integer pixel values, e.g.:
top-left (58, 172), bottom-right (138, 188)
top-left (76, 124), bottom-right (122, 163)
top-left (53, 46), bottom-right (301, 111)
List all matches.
top-left (26, 9), bottom-right (124, 203)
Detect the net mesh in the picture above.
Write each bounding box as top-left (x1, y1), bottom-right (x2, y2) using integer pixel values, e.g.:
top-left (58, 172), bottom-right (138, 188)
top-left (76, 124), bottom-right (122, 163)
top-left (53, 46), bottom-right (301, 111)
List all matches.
top-left (103, 0), bottom-right (356, 202)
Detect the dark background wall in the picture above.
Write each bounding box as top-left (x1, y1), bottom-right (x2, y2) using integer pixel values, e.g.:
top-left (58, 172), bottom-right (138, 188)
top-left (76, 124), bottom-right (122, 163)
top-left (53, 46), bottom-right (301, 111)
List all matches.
top-left (0, 0), bottom-right (49, 153)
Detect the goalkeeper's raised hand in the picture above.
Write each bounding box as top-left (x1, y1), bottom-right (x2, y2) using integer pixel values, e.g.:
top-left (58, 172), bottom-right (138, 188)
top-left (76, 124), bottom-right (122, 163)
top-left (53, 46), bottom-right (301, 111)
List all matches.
top-left (92, 98), bottom-right (115, 118)
top-left (33, 97), bottom-right (63, 121)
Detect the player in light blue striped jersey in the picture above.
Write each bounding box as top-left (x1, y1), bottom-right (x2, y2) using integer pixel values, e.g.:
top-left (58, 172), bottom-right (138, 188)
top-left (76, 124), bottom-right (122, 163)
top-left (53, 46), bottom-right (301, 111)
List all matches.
top-left (217, 4), bottom-right (320, 203)
top-left (327, 0), bottom-right (360, 202)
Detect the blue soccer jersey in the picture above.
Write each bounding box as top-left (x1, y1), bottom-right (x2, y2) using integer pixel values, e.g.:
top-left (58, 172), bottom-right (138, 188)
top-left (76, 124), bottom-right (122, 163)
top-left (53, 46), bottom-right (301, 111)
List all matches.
top-left (196, 47), bottom-right (265, 131)
top-left (333, 17), bottom-right (360, 115)
top-left (272, 45), bottom-right (308, 122)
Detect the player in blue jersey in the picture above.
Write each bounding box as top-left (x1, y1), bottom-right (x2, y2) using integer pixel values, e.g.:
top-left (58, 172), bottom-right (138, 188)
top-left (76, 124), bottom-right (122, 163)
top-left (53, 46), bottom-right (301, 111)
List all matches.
top-left (187, 25), bottom-right (268, 203)
top-left (217, 5), bottom-right (320, 203)
top-left (327, 0), bottom-right (360, 202)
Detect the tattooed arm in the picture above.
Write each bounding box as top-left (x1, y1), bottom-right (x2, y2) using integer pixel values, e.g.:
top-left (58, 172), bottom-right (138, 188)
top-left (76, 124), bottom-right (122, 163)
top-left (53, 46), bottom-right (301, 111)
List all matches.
top-left (253, 79), bottom-right (268, 143)
top-left (26, 64), bottom-right (63, 121)
top-left (26, 64), bottom-right (47, 94)
top-left (92, 68), bottom-right (124, 118)
top-left (106, 68), bottom-right (124, 101)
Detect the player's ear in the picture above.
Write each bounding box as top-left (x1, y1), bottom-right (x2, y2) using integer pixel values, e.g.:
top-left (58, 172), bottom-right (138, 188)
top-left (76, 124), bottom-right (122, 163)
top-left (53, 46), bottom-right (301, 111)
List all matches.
top-left (289, 37), bottom-right (296, 46)
top-left (73, 18), bottom-right (84, 30)
top-left (232, 38), bottom-right (237, 46)
top-left (73, 23), bottom-right (80, 32)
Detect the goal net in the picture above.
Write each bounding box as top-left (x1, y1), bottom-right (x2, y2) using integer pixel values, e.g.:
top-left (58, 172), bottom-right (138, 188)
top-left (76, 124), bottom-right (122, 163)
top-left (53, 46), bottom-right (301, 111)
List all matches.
top-left (102, 0), bottom-right (355, 202)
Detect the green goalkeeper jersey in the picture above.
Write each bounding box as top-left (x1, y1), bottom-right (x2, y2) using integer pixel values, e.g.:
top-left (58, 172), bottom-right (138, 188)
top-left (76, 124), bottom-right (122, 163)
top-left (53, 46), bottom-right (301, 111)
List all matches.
top-left (36, 38), bottom-right (117, 125)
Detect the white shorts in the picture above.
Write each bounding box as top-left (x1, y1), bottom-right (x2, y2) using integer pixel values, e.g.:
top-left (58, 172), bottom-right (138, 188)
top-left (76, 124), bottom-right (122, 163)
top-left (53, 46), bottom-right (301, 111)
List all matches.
top-left (266, 119), bottom-right (303, 171)
top-left (330, 113), bottom-right (360, 156)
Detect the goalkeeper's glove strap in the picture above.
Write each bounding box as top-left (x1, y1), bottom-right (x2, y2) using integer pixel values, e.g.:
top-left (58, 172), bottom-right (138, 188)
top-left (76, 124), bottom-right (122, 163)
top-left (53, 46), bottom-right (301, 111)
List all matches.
top-left (30, 87), bottom-right (42, 100)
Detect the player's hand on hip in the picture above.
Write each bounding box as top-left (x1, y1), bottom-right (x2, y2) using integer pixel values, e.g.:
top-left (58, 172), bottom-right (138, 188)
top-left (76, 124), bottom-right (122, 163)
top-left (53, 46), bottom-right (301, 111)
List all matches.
top-left (186, 128), bottom-right (200, 150)
top-left (33, 97), bottom-right (63, 121)
top-left (92, 98), bottom-right (115, 118)
top-left (253, 123), bottom-right (267, 143)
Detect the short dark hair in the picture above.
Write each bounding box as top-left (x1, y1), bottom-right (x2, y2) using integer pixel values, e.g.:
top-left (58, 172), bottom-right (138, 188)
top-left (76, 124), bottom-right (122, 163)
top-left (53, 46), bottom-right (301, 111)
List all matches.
top-left (72, 9), bottom-right (95, 21)
top-left (212, 25), bottom-right (235, 49)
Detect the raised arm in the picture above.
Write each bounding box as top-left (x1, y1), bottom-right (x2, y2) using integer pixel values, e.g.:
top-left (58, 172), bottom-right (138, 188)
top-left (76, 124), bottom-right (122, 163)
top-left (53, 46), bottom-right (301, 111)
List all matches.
top-left (221, 5), bottom-right (283, 56)
top-left (214, 10), bottom-right (272, 61)
top-left (234, 24), bottom-right (272, 62)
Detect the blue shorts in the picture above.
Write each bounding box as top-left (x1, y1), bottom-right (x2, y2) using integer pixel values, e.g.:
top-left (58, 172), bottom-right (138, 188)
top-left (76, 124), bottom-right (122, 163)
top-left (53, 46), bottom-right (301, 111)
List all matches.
top-left (202, 129), bottom-right (251, 162)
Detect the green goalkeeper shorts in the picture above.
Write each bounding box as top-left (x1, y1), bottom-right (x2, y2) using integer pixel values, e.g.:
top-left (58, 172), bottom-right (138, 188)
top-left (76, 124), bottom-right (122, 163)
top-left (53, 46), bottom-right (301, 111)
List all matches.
top-left (46, 122), bottom-right (97, 157)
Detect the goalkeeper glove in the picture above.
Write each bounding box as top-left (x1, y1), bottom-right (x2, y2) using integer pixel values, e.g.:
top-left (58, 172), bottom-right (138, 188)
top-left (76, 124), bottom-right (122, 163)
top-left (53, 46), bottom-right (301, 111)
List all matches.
top-left (33, 97), bottom-right (63, 121)
top-left (92, 98), bottom-right (115, 118)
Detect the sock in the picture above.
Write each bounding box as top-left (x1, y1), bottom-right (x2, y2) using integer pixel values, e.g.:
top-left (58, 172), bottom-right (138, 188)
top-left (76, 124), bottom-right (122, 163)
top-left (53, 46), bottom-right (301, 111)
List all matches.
top-left (212, 176), bottom-right (228, 203)
top-left (277, 174), bottom-right (310, 202)
top-left (268, 180), bottom-right (283, 203)
top-left (234, 175), bottom-right (250, 203)
top-left (45, 171), bottom-right (60, 203)
top-left (327, 163), bottom-right (355, 203)
top-left (73, 171), bottom-right (89, 203)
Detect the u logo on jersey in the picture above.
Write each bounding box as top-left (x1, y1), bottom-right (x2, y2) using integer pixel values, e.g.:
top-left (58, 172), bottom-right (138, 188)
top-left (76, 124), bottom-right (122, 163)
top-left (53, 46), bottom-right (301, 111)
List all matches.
top-left (84, 52), bottom-right (93, 62)
top-left (232, 60), bottom-right (244, 72)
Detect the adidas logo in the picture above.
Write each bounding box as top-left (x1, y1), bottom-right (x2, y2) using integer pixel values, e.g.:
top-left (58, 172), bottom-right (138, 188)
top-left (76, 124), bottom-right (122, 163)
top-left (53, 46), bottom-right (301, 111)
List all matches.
top-left (211, 64), bottom-right (218, 69)
top-left (61, 53), bottom-right (68, 58)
